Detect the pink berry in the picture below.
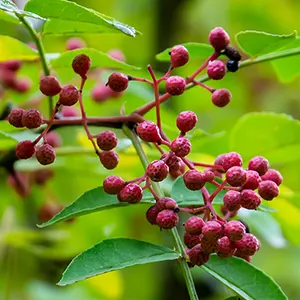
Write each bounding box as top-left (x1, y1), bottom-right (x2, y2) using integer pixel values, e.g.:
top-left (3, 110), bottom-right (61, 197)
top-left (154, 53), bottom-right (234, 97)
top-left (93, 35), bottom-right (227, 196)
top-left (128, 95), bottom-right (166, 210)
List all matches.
top-left (258, 180), bottom-right (279, 200)
top-left (96, 130), bottom-right (118, 151)
top-left (107, 73), bottom-right (128, 92)
top-left (1, 60), bottom-right (22, 72)
top-left (212, 89), bottom-right (231, 107)
top-left (40, 76), bottom-right (62, 96)
top-left (243, 170), bottom-right (261, 190)
top-left (156, 197), bottom-right (178, 211)
top-left (21, 109), bottom-right (42, 129)
top-left (59, 85), bottom-right (80, 106)
top-left (156, 209), bottom-right (179, 229)
top-left (169, 160), bottom-right (186, 179)
top-left (170, 45), bottom-right (189, 68)
top-left (209, 27), bottom-right (230, 52)
top-left (103, 175), bottom-right (126, 195)
top-left (261, 169), bottom-right (283, 186)
top-left (136, 121), bottom-right (161, 143)
top-left (8, 108), bottom-right (24, 128)
top-left (66, 37), bottom-right (86, 50)
top-left (216, 236), bottom-right (236, 258)
top-left (214, 154), bottom-right (226, 172)
top-left (117, 183), bottom-right (143, 204)
top-left (0, 68), bottom-right (16, 88)
top-left (234, 233), bottom-right (260, 256)
top-left (108, 49), bottom-right (126, 62)
top-left (226, 166), bottom-right (247, 187)
top-left (99, 150), bottom-right (119, 170)
top-left (199, 235), bottom-right (218, 254)
top-left (146, 160), bottom-right (169, 182)
top-left (72, 54), bottom-right (91, 77)
top-left (223, 190), bottom-right (241, 211)
top-left (248, 156), bottom-right (269, 176)
top-left (161, 152), bottom-right (181, 172)
top-left (187, 244), bottom-right (210, 266)
top-left (204, 170), bottom-right (215, 182)
top-left (146, 205), bottom-right (159, 225)
top-left (14, 78), bottom-right (31, 93)
top-left (224, 220), bottom-right (246, 242)
top-left (15, 140), bottom-right (35, 159)
top-left (36, 144), bottom-right (56, 165)
top-left (207, 60), bottom-right (226, 80)
top-left (176, 110), bottom-right (198, 133)
top-left (165, 76), bottom-right (186, 96)
top-left (222, 152), bottom-right (243, 171)
top-left (185, 216), bottom-right (205, 235)
top-left (183, 170), bottom-right (205, 190)
top-left (240, 189), bottom-right (261, 209)
top-left (91, 83), bottom-right (119, 102)
top-left (61, 106), bottom-right (78, 117)
top-left (46, 131), bottom-right (62, 148)
top-left (184, 232), bottom-right (201, 249)
top-left (170, 137), bottom-right (191, 157)
top-left (202, 220), bottom-right (223, 240)
top-left (33, 169), bottom-right (54, 186)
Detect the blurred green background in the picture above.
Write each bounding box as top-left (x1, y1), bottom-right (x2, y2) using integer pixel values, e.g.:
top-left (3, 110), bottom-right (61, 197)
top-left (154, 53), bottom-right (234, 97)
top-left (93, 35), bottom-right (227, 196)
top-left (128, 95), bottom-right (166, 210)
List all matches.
top-left (1, 0), bottom-right (300, 299)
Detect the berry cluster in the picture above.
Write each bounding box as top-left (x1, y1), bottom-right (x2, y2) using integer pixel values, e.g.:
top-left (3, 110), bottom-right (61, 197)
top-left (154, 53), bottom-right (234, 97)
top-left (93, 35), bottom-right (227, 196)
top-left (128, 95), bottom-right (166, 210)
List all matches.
top-left (7, 27), bottom-right (282, 268)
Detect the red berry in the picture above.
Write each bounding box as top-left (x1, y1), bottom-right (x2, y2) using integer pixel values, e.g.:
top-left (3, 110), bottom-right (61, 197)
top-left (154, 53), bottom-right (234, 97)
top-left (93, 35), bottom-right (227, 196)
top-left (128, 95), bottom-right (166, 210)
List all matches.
top-left (33, 169), bottom-right (54, 186)
top-left (199, 235), bottom-right (218, 254)
top-left (91, 83), bottom-right (119, 102)
top-left (161, 152), bottom-right (181, 172)
top-left (214, 154), bottom-right (226, 172)
top-left (248, 156), bottom-right (269, 176)
top-left (261, 169), bottom-right (283, 186)
top-left (8, 108), bottom-right (24, 128)
top-left (156, 197), bottom-right (178, 211)
top-left (222, 152), bottom-right (243, 171)
top-left (240, 189), bottom-right (261, 209)
top-left (15, 140), bottom-right (35, 159)
top-left (243, 170), bottom-right (261, 190)
top-left (21, 109), bottom-right (42, 129)
top-left (103, 175), bottom-right (126, 195)
top-left (183, 170), bottom-right (205, 190)
top-left (209, 27), bottom-right (230, 51)
top-left (204, 170), bottom-right (215, 182)
top-left (234, 233), bottom-right (260, 256)
top-left (169, 160), bottom-right (186, 178)
top-left (185, 216), bottom-right (205, 235)
top-left (1, 60), bottom-right (22, 72)
top-left (146, 160), bottom-right (169, 182)
top-left (165, 76), bottom-right (186, 96)
top-left (202, 220), bottom-right (223, 240)
top-left (226, 166), bottom-right (247, 187)
top-left (66, 37), bottom-right (86, 50)
top-left (212, 89), bottom-right (231, 107)
top-left (223, 190), bottom-right (241, 211)
top-left (184, 232), bottom-right (201, 249)
top-left (187, 244), bottom-right (210, 266)
top-left (0, 68), bottom-right (16, 88)
top-left (170, 45), bottom-right (189, 68)
top-left (36, 144), bottom-right (56, 165)
top-left (258, 180), bottom-right (279, 200)
top-left (170, 137), bottom-right (191, 157)
top-left (117, 183), bottom-right (143, 204)
top-left (38, 202), bottom-right (63, 222)
top-left (207, 60), bottom-right (226, 80)
top-left (176, 111), bottom-right (198, 133)
top-left (216, 236), bottom-right (236, 258)
top-left (14, 78), bottom-right (31, 93)
top-left (156, 209), bottom-right (179, 229)
top-left (107, 73), bottom-right (128, 92)
top-left (99, 150), bottom-right (119, 170)
top-left (72, 54), bottom-right (91, 77)
top-left (59, 85), bottom-right (80, 106)
top-left (136, 121), bottom-right (161, 143)
top-left (61, 106), bottom-right (79, 117)
top-left (224, 220), bottom-right (245, 242)
top-left (220, 205), bottom-right (238, 218)
top-left (39, 76), bottom-right (62, 96)
top-left (97, 130), bottom-right (118, 151)
top-left (146, 205), bottom-right (159, 225)
top-left (46, 131), bottom-right (62, 148)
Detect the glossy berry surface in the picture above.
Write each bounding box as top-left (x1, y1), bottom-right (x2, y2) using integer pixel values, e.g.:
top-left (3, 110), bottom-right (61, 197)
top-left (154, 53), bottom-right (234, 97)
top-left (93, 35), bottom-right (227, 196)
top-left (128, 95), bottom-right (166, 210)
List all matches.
top-left (224, 220), bottom-right (245, 242)
top-left (184, 232), bottom-right (201, 249)
top-left (243, 170), bottom-right (261, 190)
top-left (258, 180), bottom-right (279, 200)
top-left (21, 109), bottom-right (42, 129)
top-left (136, 121), bottom-right (161, 143)
top-left (8, 108), bottom-right (24, 128)
top-left (170, 137), bottom-right (191, 157)
top-left (72, 54), bottom-right (91, 77)
top-left (107, 73), bottom-right (129, 92)
top-left (202, 221), bottom-right (223, 239)
top-left (117, 183), bottom-right (143, 204)
top-left (184, 216), bottom-right (205, 235)
top-left (248, 156), bottom-right (269, 175)
top-left (261, 169), bottom-right (283, 186)
top-left (156, 209), bottom-right (179, 229)
top-left (146, 160), bottom-right (169, 182)
top-left (99, 150), bottom-right (119, 170)
top-left (226, 60), bottom-right (239, 72)
top-left (161, 152), bottom-right (180, 172)
top-left (103, 175), bottom-right (126, 194)
top-left (146, 205), bottom-right (159, 225)
top-left (183, 170), bottom-right (205, 190)
top-left (15, 140), bottom-right (35, 159)
top-left (187, 244), bottom-right (210, 266)
top-left (156, 197), bottom-right (177, 211)
top-left (176, 111), bottom-right (198, 133)
top-left (170, 45), bottom-right (189, 68)
top-left (240, 189), bottom-right (261, 209)
top-left (207, 60), bottom-right (226, 80)
top-left (36, 144), bottom-right (56, 165)
top-left (224, 45), bottom-right (242, 61)
top-left (216, 236), bottom-right (235, 258)
top-left (212, 88), bottom-right (231, 107)
top-left (96, 130), bottom-right (118, 151)
top-left (226, 166), bottom-right (247, 187)
top-left (59, 85), bottom-right (80, 106)
top-left (223, 190), bottom-right (241, 211)
top-left (234, 233), bottom-right (260, 256)
top-left (222, 152), bottom-right (243, 171)
top-left (165, 76), bottom-right (186, 95)
top-left (209, 27), bottom-right (230, 51)
top-left (40, 76), bottom-right (62, 96)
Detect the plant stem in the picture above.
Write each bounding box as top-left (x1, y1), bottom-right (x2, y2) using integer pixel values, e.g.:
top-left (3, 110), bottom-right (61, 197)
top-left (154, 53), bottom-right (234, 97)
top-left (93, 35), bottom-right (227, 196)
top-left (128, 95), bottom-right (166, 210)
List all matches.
top-left (123, 125), bottom-right (199, 300)
top-left (16, 13), bottom-right (53, 115)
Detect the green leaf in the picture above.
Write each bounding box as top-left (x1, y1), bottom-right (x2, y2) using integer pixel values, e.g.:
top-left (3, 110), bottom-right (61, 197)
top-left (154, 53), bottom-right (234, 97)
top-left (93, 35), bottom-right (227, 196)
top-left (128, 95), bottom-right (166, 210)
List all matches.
top-left (50, 48), bottom-right (139, 71)
top-left (0, 9), bottom-right (19, 24)
top-left (236, 30), bottom-right (297, 57)
top-left (171, 176), bottom-right (225, 206)
top-left (229, 113), bottom-right (300, 163)
top-left (202, 255), bottom-right (287, 300)
top-left (24, 0), bottom-right (139, 37)
top-left (0, 35), bottom-right (38, 62)
top-left (156, 42), bottom-right (213, 62)
top-left (38, 187), bottom-right (155, 228)
top-left (58, 238), bottom-right (179, 286)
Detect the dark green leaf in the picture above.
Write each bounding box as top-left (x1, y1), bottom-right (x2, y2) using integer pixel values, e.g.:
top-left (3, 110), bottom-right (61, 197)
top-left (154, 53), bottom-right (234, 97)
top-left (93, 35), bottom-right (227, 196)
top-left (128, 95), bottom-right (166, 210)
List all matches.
top-left (156, 42), bottom-right (213, 62)
top-left (224, 297), bottom-right (241, 300)
top-left (171, 176), bottom-right (225, 206)
top-left (236, 30), bottom-right (296, 57)
top-left (58, 238), bottom-right (179, 286)
top-left (202, 255), bottom-right (287, 300)
top-left (50, 48), bottom-right (139, 71)
top-left (38, 187), bottom-right (155, 228)
top-left (24, 0), bottom-right (139, 37)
